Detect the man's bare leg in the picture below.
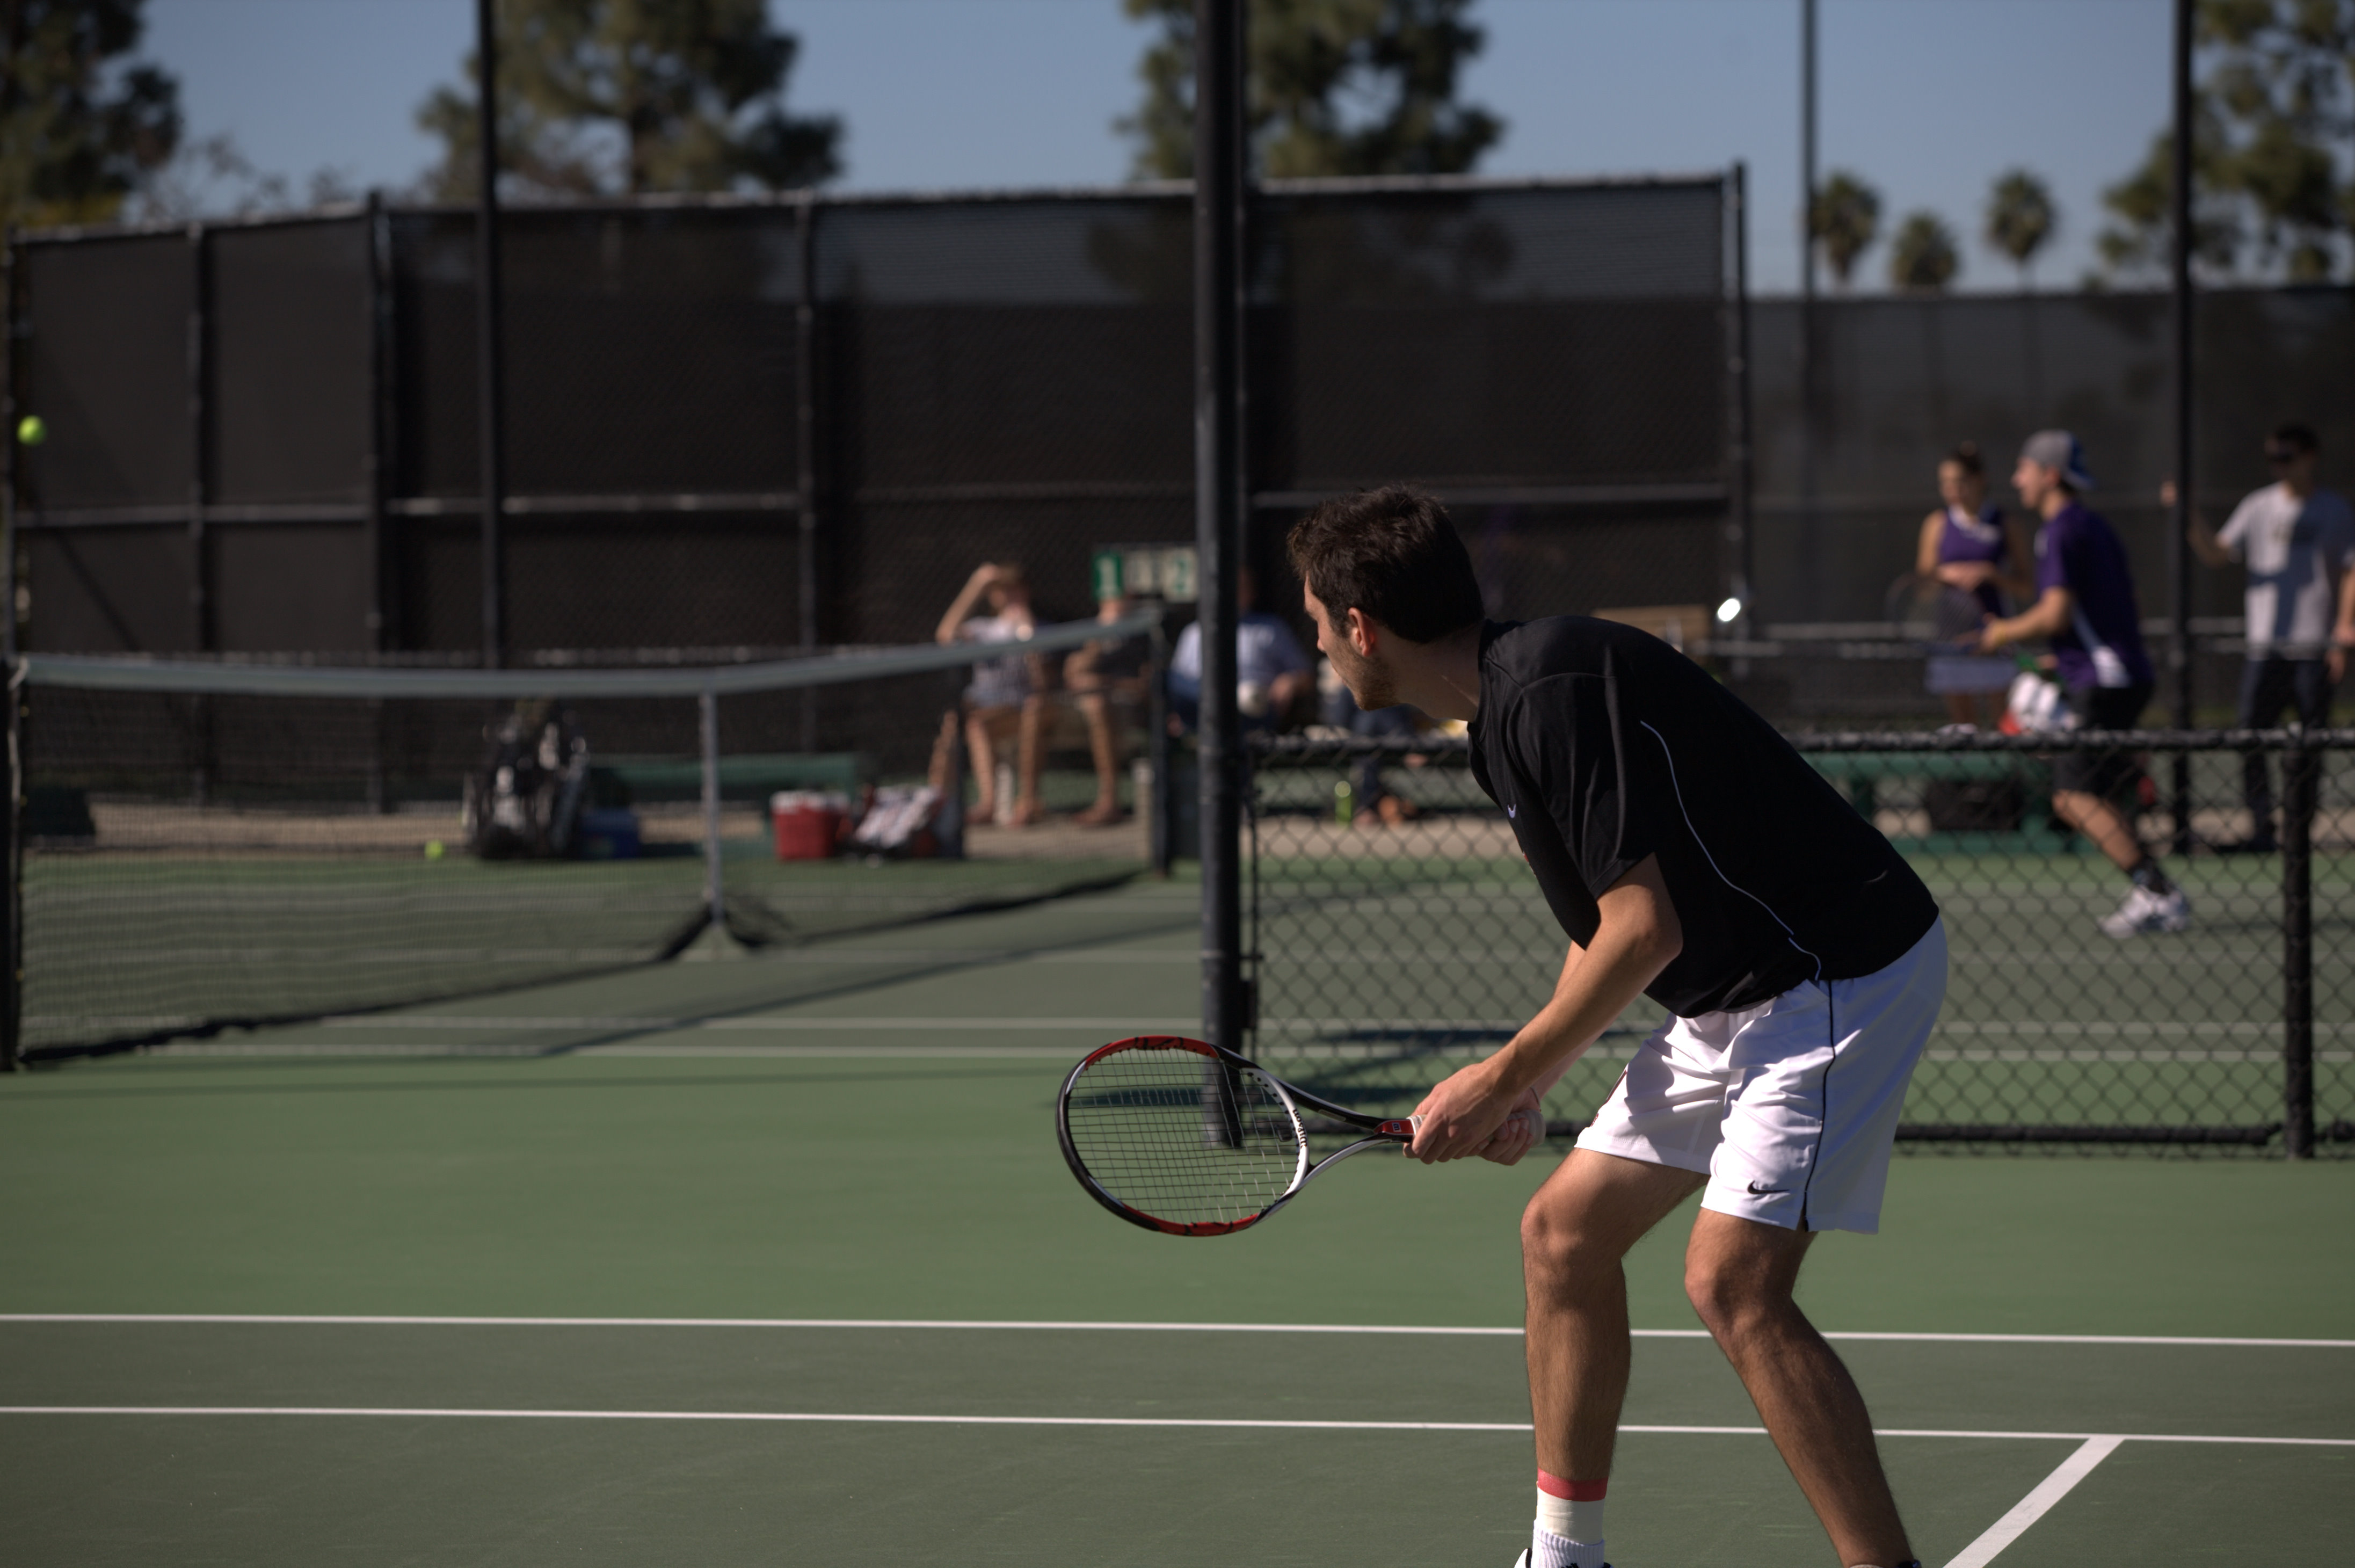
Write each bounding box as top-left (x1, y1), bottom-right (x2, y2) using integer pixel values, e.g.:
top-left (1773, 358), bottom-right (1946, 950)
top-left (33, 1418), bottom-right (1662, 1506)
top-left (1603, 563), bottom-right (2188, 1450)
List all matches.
top-left (1521, 1150), bottom-right (1705, 1479)
top-left (2053, 787), bottom-right (2142, 872)
top-left (965, 710), bottom-right (1005, 821)
top-left (1685, 1210), bottom-right (1913, 1567)
top-left (1074, 691), bottom-right (1124, 821)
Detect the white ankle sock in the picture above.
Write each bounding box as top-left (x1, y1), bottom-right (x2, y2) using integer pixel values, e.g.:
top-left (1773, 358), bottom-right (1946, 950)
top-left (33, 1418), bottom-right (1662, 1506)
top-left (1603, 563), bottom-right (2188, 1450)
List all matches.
top-left (1531, 1525), bottom-right (1605, 1568)
top-left (1532, 1474), bottom-right (1604, 1568)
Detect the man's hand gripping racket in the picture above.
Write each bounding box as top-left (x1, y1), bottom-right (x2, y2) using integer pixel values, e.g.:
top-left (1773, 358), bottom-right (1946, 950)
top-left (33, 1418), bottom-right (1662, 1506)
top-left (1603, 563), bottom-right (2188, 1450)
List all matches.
top-left (1057, 1035), bottom-right (1546, 1236)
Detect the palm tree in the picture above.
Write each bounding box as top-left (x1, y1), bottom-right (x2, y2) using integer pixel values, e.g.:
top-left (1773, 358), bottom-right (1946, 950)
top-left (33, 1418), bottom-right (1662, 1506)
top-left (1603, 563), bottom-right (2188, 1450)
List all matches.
top-left (1808, 171), bottom-right (1881, 288)
top-left (1889, 212), bottom-right (1959, 292)
top-left (1984, 170), bottom-right (2056, 291)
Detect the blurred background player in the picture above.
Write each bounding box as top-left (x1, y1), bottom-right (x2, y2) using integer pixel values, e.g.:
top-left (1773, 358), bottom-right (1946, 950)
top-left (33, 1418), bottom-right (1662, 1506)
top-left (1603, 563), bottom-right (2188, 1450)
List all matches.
top-left (1914, 441), bottom-right (2033, 728)
top-left (2179, 423), bottom-right (2355, 853)
top-left (1979, 431), bottom-right (2186, 935)
top-left (1318, 661), bottom-right (1424, 826)
top-left (932, 562), bottom-right (1046, 827)
top-left (1064, 589), bottom-right (1152, 826)
top-left (1167, 565), bottom-right (1310, 736)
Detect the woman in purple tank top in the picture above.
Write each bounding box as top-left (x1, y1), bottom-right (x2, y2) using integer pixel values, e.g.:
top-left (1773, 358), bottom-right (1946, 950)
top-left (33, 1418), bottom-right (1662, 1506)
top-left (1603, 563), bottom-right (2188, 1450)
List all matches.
top-left (1913, 442), bottom-right (2036, 727)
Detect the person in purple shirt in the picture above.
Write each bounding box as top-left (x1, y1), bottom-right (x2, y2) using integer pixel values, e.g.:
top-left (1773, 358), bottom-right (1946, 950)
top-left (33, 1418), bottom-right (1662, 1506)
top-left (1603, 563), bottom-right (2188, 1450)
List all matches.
top-left (1978, 431), bottom-right (2187, 936)
top-left (1915, 441), bottom-right (2034, 728)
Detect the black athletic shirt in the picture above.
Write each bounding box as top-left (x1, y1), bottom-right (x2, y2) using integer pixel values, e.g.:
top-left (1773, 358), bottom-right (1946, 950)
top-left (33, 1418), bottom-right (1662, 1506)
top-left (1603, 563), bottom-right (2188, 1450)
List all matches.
top-left (1468, 618), bottom-right (1938, 1017)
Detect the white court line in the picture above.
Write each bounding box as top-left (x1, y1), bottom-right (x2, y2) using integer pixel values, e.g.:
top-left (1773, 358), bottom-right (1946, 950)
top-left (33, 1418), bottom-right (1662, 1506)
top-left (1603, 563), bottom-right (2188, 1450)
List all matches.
top-left (2, 1315), bottom-right (2347, 1348)
top-left (0, 1410), bottom-right (2347, 1448)
top-left (1942, 1435), bottom-right (2123, 1568)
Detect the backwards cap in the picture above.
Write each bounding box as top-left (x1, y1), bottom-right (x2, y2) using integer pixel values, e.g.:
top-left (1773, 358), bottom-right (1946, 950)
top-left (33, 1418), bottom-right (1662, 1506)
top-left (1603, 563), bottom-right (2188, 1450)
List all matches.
top-left (2018, 430), bottom-right (2095, 492)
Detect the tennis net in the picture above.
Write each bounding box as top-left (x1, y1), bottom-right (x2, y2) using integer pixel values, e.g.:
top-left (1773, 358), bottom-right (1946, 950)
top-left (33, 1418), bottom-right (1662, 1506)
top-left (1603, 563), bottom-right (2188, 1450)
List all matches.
top-left (1245, 727), bottom-right (2355, 1155)
top-left (5, 611), bottom-right (1162, 1063)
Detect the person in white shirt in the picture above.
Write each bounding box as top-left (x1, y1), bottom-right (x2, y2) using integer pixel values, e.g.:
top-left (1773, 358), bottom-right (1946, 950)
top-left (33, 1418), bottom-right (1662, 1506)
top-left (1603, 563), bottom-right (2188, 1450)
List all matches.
top-left (2184, 424), bottom-right (2355, 852)
top-left (932, 562), bottom-right (1046, 826)
top-left (1167, 567), bottom-right (1311, 735)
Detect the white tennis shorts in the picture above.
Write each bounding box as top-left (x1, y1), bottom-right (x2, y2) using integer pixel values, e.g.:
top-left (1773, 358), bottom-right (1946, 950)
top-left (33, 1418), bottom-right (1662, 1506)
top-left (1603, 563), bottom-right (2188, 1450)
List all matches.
top-left (1574, 918), bottom-right (1947, 1234)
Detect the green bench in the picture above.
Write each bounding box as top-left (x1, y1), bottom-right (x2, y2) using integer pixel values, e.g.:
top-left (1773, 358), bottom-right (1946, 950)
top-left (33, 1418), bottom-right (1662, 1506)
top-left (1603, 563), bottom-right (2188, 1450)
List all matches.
top-left (593, 752), bottom-right (873, 807)
top-left (1804, 750), bottom-right (2076, 853)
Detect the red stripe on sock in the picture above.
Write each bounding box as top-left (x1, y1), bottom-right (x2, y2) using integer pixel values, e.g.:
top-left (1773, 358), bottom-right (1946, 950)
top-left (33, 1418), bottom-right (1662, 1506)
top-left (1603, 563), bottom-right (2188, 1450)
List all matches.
top-left (1536, 1471), bottom-right (1607, 1501)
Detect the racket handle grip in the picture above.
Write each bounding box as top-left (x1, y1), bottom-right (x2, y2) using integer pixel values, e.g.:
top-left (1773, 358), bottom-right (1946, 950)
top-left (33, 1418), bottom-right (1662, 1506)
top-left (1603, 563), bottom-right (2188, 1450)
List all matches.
top-left (1378, 1116), bottom-right (1419, 1139)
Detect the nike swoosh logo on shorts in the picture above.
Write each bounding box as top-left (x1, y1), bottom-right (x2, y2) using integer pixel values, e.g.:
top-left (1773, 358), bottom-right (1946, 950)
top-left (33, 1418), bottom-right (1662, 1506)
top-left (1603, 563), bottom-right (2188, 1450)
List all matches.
top-left (1746, 1181), bottom-right (1782, 1195)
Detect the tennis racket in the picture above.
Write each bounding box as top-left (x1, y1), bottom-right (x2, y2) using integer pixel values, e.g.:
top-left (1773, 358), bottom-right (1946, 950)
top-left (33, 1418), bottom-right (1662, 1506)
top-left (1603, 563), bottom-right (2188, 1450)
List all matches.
top-left (1884, 571), bottom-right (1989, 651)
top-left (1057, 1035), bottom-right (1420, 1237)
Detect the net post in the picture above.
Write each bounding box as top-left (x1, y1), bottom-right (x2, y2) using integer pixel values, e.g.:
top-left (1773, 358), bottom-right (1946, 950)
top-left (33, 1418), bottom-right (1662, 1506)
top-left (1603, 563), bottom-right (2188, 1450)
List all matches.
top-left (701, 681), bottom-right (724, 938)
top-left (2, 664), bottom-right (19, 1072)
top-left (473, 0), bottom-right (507, 670)
top-left (2281, 729), bottom-right (2314, 1158)
top-left (2, 223), bottom-right (17, 667)
top-left (1193, 0), bottom-right (1247, 1056)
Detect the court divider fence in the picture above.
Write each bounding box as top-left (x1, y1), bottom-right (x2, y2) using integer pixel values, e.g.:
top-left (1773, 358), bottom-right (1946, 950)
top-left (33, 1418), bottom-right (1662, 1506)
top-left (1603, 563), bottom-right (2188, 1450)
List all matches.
top-left (1244, 726), bottom-right (2353, 1157)
top-left (0, 609), bottom-right (1163, 1067)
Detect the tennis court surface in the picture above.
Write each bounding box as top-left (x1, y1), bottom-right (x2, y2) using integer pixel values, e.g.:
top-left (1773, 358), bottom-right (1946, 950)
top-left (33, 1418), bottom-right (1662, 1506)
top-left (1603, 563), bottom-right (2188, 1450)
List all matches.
top-left (4, 880), bottom-right (2349, 1566)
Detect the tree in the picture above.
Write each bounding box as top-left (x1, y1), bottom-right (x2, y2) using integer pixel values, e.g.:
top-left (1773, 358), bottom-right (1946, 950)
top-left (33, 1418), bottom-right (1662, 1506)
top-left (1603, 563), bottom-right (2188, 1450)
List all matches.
top-left (1808, 170), bottom-right (1881, 287)
top-left (416, 0), bottom-right (839, 201)
top-left (1888, 212), bottom-right (1959, 292)
top-left (1119, 0), bottom-right (1503, 180)
top-left (1983, 169), bottom-right (2056, 289)
top-left (0, 0), bottom-right (180, 229)
top-left (2098, 0), bottom-right (2353, 282)
top-left (128, 134), bottom-right (360, 223)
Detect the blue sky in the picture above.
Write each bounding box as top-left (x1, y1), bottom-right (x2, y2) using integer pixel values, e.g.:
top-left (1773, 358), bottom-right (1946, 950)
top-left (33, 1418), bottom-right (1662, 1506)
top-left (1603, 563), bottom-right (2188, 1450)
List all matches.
top-left (141, 0), bottom-right (2174, 295)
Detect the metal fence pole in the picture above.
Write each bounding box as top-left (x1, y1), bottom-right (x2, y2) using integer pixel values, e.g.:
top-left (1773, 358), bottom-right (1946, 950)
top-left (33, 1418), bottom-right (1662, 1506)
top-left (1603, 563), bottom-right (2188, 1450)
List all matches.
top-left (701, 683), bottom-right (724, 938)
top-left (2281, 731), bottom-right (2314, 1158)
top-left (2167, 0), bottom-right (2196, 851)
top-left (1194, 0), bottom-right (1246, 1055)
top-left (795, 194), bottom-right (820, 751)
top-left (1148, 613), bottom-right (1171, 876)
top-left (474, 0), bottom-right (507, 669)
top-left (1725, 162), bottom-right (1754, 630)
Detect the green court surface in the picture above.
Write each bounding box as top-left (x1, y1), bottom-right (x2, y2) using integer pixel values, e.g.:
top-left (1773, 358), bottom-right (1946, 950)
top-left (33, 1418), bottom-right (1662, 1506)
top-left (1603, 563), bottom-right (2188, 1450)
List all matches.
top-left (3, 881), bottom-right (2350, 1566)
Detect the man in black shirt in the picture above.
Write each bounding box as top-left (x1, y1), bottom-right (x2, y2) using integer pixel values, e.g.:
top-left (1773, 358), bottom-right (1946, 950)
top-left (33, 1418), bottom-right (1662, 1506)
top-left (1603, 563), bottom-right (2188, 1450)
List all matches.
top-left (1289, 488), bottom-right (1943, 1568)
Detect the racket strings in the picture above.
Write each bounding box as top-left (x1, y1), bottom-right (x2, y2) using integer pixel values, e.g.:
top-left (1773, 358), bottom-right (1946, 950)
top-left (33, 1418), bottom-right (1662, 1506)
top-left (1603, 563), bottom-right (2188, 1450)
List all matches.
top-left (1062, 1049), bottom-right (1303, 1227)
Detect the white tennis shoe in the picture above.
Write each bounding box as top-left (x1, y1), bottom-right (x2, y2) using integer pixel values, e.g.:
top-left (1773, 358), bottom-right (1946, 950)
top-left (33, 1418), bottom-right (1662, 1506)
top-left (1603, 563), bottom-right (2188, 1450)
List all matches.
top-left (2099, 883), bottom-right (2190, 937)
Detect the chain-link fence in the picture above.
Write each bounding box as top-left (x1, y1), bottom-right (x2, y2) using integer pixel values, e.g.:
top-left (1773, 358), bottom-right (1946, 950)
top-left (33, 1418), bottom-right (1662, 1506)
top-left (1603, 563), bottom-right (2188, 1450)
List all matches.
top-left (1245, 726), bottom-right (2353, 1156)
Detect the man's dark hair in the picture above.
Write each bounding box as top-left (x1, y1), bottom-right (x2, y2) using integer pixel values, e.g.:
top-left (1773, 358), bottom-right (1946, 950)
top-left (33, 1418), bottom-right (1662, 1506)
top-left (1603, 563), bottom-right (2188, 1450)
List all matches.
top-left (1286, 486), bottom-right (1485, 643)
top-left (2270, 423), bottom-right (2318, 455)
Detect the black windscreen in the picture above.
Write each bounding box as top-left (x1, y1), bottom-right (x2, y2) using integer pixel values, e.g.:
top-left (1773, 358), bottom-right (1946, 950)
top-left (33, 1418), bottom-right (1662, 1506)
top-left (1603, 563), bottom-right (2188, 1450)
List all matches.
top-left (209, 217), bottom-right (372, 505)
top-left (23, 236), bottom-right (193, 510)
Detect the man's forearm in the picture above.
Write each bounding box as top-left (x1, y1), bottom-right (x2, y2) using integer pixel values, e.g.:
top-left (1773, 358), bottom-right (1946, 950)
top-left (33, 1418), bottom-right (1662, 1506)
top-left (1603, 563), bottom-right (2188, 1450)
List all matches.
top-left (1486, 923), bottom-right (1673, 1101)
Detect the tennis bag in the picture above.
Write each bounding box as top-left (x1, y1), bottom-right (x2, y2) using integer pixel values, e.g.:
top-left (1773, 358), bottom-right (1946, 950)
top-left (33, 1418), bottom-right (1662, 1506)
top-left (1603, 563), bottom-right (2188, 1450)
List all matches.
top-left (463, 701), bottom-right (592, 860)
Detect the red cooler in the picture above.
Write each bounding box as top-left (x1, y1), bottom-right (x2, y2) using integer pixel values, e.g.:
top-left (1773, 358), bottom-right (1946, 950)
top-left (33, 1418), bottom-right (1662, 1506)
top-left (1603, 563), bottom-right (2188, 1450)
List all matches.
top-left (771, 790), bottom-right (847, 860)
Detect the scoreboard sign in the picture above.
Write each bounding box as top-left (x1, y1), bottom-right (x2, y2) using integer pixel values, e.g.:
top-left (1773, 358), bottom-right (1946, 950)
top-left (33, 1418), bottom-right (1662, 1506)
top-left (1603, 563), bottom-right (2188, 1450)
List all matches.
top-left (1089, 545), bottom-right (1198, 604)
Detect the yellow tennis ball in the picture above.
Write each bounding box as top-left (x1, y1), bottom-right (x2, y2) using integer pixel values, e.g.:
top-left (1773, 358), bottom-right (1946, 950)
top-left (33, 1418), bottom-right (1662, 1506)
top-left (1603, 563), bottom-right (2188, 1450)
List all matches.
top-left (424, 839), bottom-right (445, 860)
top-left (16, 415), bottom-right (44, 446)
